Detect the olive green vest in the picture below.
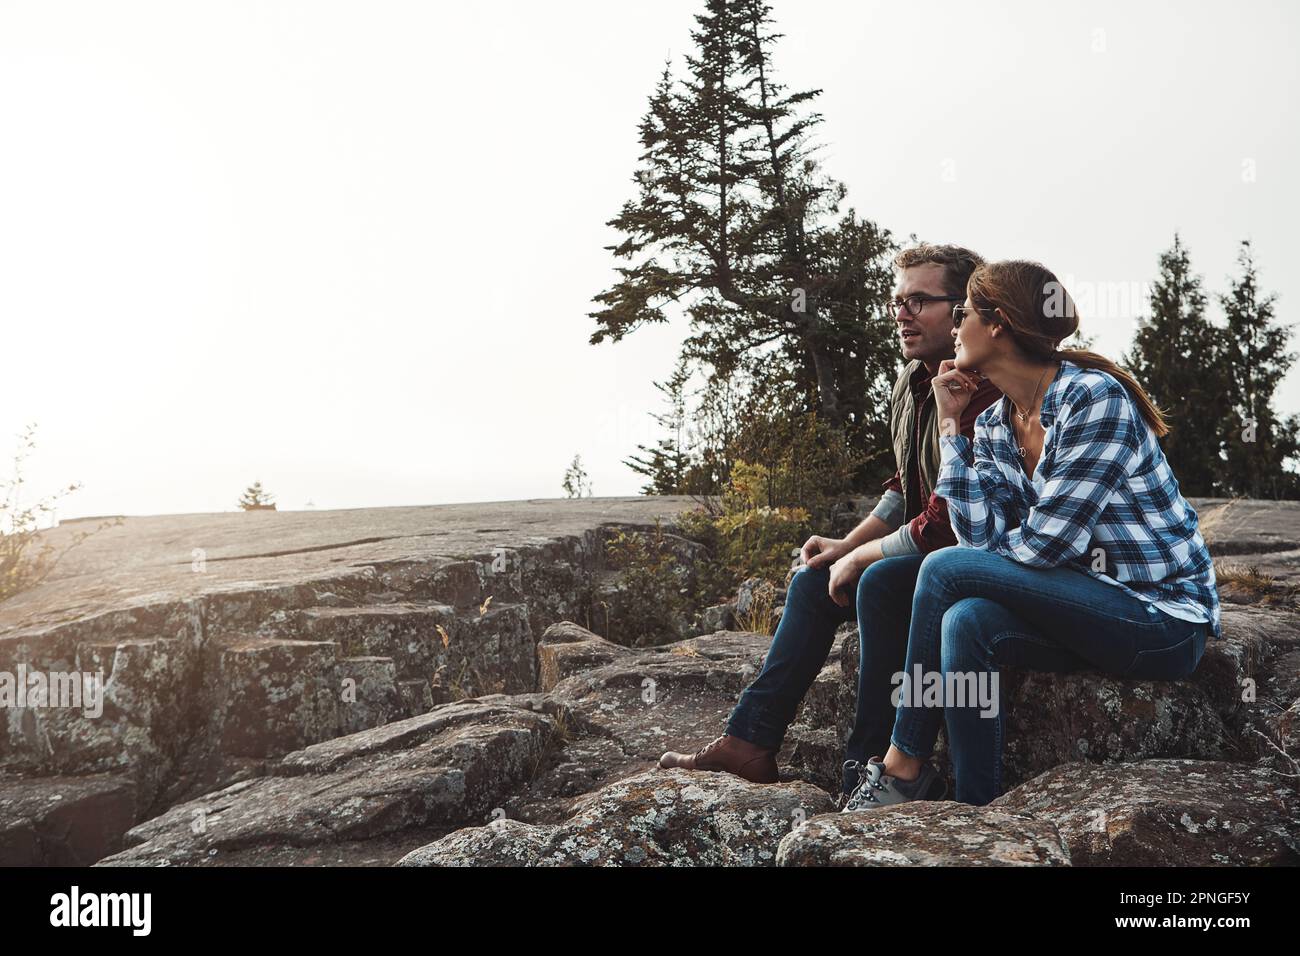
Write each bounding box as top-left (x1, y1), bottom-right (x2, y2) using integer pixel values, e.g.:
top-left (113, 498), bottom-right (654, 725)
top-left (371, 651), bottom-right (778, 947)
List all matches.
top-left (888, 359), bottom-right (941, 522)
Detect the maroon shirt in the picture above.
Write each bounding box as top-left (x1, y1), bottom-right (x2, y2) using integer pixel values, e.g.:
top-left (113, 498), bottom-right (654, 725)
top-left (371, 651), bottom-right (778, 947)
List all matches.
top-left (882, 364), bottom-right (1002, 553)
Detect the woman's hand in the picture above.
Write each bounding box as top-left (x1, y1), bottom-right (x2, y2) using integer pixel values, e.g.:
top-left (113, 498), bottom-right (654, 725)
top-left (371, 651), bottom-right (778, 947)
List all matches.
top-left (932, 359), bottom-right (982, 437)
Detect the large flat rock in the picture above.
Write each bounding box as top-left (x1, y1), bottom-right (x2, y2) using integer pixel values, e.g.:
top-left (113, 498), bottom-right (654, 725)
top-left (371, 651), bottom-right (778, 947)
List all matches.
top-left (0, 497), bottom-right (699, 853)
top-left (2, 497), bottom-right (699, 635)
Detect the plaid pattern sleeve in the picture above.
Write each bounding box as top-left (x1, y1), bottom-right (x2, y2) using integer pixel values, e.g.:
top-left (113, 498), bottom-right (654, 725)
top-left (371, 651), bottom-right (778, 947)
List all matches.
top-left (909, 375), bottom-right (1002, 553)
top-left (934, 361), bottom-right (1222, 639)
top-left (935, 429), bottom-right (1017, 551)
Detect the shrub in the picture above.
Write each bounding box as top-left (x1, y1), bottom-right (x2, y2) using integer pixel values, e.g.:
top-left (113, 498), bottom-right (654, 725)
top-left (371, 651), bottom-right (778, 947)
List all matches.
top-left (1, 425), bottom-right (120, 604)
top-left (599, 519), bottom-right (695, 647)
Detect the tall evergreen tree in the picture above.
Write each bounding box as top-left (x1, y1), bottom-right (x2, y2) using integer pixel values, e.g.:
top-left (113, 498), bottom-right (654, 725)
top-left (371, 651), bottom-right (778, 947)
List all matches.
top-left (1125, 235), bottom-right (1227, 495)
top-left (590, 0), bottom-right (896, 457)
top-left (1218, 241), bottom-right (1300, 498)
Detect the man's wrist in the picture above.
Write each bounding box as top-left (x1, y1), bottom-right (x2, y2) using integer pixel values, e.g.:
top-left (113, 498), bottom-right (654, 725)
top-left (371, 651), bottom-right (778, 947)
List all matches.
top-left (849, 541), bottom-right (877, 571)
top-left (845, 515), bottom-right (891, 549)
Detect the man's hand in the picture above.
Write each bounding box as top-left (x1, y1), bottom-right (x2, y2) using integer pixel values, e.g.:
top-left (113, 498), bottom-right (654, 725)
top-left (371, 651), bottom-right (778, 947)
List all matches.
top-left (800, 534), bottom-right (850, 569)
top-left (827, 547), bottom-right (866, 607)
top-left (932, 359), bottom-right (982, 437)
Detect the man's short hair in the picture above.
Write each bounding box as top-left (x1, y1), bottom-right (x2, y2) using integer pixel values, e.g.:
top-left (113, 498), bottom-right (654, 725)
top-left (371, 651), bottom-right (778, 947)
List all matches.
top-left (893, 243), bottom-right (985, 298)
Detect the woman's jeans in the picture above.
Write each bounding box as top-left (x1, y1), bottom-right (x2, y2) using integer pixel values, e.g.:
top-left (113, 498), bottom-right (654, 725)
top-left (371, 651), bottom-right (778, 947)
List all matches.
top-left (890, 547), bottom-right (1210, 806)
top-left (726, 554), bottom-right (927, 795)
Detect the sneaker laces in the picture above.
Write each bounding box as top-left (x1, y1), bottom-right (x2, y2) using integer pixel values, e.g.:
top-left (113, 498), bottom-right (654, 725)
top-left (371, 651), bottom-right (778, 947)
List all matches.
top-left (842, 759), bottom-right (890, 810)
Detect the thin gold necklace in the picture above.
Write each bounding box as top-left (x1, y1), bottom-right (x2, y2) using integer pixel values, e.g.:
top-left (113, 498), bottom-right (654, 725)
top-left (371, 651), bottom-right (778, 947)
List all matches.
top-left (1012, 362), bottom-right (1055, 458)
top-left (1013, 363), bottom-right (1053, 424)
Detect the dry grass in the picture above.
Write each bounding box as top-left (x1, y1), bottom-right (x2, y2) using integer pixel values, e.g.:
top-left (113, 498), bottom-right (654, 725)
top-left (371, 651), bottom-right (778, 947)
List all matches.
top-left (1214, 561), bottom-right (1298, 607)
top-left (734, 582), bottom-right (779, 636)
top-left (1215, 561), bottom-right (1274, 594)
top-left (528, 704), bottom-right (574, 782)
top-left (2, 425), bottom-right (123, 604)
top-left (442, 656), bottom-right (507, 701)
top-left (1244, 725), bottom-right (1300, 780)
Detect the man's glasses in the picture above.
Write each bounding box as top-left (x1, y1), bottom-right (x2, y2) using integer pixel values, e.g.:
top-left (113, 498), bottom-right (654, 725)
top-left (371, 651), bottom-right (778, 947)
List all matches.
top-left (887, 294), bottom-right (964, 318)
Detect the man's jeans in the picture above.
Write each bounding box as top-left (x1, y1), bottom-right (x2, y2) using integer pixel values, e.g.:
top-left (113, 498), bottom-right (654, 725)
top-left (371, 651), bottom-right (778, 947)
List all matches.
top-left (890, 547), bottom-right (1210, 806)
top-left (726, 554), bottom-right (926, 795)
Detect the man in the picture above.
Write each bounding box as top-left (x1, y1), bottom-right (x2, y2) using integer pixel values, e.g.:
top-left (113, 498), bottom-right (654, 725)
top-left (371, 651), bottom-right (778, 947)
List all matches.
top-left (659, 243), bottom-right (1003, 805)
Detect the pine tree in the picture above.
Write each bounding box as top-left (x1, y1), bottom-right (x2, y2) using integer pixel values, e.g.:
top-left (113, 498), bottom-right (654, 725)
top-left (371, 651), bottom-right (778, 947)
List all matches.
top-left (590, 0), bottom-right (896, 449)
top-left (562, 455), bottom-right (592, 498)
top-left (1124, 235), bottom-right (1226, 496)
top-left (1217, 241), bottom-right (1300, 498)
top-left (238, 480), bottom-right (276, 511)
top-left (624, 357), bottom-right (697, 495)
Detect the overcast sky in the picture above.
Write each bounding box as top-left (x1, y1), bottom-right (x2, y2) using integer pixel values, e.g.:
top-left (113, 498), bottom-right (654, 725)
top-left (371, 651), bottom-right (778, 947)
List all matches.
top-left (2, 0), bottom-right (1296, 520)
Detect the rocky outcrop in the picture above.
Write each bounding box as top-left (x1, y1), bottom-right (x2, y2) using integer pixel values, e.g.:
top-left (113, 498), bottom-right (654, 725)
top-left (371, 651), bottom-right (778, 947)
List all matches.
top-left (1, 577), bottom-right (546, 816)
top-left (76, 620), bottom-right (744, 865)
top-left (0, 503), bottom-right (700, 862)
top-left (991, 759), bottom-right (1300, 866)
top-left (7, 496), bottom-right (1300, 867)
top-left (0, 773), bottom-right (137, 866)
top-left (546, 630), bottom-right (765, 765)
top-left (536, 622), bottom-right (628, 692)
top-left (398, 769), bottom-right (833, 867)
top-left (93, 602), bottom-right (1299, 869)
top-left (834, 605), bottom-right (1298, 796)
top-left (397, 819), bottom-right (554, 867)
top-left (776, 802), bottom-right (1070, 867)
top-left (91, 626), bottom-right (810, 866)
top-left (492, 625), bottom-right (774, 824)
top-left (97, 700), bottom-right (560, 866)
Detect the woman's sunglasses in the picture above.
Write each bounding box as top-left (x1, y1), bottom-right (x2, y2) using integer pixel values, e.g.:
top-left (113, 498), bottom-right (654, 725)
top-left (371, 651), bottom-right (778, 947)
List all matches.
top-left (951, 304), bottom-right (985, 328)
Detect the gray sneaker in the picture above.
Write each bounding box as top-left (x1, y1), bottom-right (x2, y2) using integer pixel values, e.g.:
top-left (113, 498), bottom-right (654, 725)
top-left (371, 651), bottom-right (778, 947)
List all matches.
top-left (840, 757), bottom-right (948, 812)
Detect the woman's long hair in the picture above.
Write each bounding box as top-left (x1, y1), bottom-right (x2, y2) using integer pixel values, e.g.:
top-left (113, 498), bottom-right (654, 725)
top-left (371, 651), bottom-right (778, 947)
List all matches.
top-left (967, 260), bottom-right (1169, 437)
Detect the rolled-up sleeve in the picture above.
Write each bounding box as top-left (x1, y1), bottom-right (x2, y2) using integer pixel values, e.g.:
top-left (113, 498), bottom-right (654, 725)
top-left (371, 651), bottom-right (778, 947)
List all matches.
top-left (878, 521), bottom-right (922, 557)
top-left (870, 488), bottom-right (905, 530)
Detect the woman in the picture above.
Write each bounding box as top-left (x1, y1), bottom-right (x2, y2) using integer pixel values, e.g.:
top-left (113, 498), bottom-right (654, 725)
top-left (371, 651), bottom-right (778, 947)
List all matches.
top-left (841, 259), bottom-right (1221, 810)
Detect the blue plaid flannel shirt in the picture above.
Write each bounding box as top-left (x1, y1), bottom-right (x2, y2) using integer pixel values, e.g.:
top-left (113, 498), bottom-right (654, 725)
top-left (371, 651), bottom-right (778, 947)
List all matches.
top-left (935, 360), bottom-right (1222, 639)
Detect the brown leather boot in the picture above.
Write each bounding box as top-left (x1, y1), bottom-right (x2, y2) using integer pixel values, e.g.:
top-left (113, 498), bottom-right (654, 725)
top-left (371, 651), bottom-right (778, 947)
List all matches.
top-left (658, 734), bottom-right (779, 784)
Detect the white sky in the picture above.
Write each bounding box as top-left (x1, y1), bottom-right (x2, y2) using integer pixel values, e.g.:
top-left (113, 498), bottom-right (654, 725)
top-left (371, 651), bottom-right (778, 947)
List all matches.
top-left (2, 0), bottom-right (1297, 519)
